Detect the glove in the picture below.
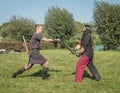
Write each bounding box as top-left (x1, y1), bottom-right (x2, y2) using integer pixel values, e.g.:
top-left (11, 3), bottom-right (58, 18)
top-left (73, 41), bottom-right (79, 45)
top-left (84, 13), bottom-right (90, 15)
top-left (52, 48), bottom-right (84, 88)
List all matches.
top-left (53, 38), bottom-right (61, 42)
top-left (71, 47), bottom-right (77, 54)
top-left (76, 52), bottom-right (81, 57)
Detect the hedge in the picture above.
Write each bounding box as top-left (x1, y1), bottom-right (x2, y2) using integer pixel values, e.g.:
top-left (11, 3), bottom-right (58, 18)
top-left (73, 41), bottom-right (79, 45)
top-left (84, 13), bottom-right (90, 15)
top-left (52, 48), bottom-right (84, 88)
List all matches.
top-left (0, 42), bottom-right (55, 51)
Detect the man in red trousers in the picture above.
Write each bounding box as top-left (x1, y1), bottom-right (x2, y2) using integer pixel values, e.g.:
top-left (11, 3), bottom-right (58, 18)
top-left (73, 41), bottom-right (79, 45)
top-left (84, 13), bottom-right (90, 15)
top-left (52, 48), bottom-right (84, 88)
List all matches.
top-left (72, 25), bottom-right (101, 83)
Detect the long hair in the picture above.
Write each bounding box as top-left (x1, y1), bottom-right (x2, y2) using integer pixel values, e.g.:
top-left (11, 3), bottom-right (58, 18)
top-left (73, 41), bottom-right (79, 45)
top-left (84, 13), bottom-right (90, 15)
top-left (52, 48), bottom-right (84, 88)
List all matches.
top-left (84, 25), bottom-right (91, 33)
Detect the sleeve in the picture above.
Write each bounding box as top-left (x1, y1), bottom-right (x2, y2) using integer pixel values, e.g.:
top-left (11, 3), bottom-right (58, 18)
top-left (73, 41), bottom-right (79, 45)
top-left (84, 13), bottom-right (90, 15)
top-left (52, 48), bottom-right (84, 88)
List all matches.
top-left (33, 34), bottom-right (43, 40)
top-left (82, 35), bottom-right (90, 49)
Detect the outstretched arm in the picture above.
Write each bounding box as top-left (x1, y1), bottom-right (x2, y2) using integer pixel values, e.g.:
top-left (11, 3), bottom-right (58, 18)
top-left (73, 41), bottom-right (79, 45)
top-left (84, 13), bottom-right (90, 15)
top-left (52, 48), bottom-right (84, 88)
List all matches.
top-left (42, 37), bottom-right (61, 42)
top-left (42, 37), bottom-right (53, 42)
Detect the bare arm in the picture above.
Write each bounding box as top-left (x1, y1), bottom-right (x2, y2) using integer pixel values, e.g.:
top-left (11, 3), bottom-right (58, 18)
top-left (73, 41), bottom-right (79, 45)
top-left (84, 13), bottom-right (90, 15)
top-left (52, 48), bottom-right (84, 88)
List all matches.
top-left (42, 37), bottom-right (54, 42)
top-left (71, 40), bottom-right (82, 54)
top-left (76, 44), bottom-right (81, 49)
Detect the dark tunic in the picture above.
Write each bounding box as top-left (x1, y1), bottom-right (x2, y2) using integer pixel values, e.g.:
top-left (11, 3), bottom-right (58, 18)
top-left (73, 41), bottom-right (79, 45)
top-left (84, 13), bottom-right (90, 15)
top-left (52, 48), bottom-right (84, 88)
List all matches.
top-left (81, 32), bottom-right (94, 59)
top-left (29, 33), bottom-right (47, 64)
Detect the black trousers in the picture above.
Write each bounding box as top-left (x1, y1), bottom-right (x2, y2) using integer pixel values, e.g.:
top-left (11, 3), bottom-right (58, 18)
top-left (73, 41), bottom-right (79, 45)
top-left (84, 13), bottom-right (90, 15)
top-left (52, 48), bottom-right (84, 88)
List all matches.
top-left (87, 59), bottom-right (102, 80)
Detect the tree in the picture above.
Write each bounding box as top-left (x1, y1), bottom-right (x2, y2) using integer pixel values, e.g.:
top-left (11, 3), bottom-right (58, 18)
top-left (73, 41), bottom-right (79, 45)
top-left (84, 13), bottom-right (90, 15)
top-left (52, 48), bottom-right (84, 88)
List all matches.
top-left (10, 16), bottom-right (35, 41)
top-left (0, 22), bottom-right (11, 38)
top-left (67, 22), bottom-right (83, 47)
top-left (0, 16), bottom-right (35, 42)
top-left (93, 1), bottom-right (120, 50)
top-left (44, 6), bottom-right (75, 48)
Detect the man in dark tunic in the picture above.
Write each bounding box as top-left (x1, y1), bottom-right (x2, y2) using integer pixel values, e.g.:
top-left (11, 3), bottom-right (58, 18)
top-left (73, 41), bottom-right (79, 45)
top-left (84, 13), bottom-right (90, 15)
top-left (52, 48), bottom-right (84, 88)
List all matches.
top-left (12, 24), bottom-right (60, 79)
top-left (72, 25), bottom-right (101, 83)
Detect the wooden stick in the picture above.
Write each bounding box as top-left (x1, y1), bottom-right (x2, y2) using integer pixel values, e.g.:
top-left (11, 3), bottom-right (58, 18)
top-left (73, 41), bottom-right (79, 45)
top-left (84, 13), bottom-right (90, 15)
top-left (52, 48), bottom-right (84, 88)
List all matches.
top-left (22, 35), bottom-right (28, 52)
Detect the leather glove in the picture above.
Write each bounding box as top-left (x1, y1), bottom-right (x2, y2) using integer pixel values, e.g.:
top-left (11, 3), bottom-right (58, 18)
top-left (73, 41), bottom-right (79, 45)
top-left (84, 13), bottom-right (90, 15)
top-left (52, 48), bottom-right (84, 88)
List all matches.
top-left (76, 52), bottom-right (81, 57)
top-left (71, 47), bottom-right (77, 54)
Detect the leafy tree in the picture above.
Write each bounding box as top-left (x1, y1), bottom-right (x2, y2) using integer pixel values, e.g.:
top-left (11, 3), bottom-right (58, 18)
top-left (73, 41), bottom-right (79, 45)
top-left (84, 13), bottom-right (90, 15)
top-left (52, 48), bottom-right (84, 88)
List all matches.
top-left (10, 16), bottom-right (35, 41)
top-left (74, 21), bottom-right (83, 37)
top-left (0, 22), bottom-right (10, 38)
top-left (66, 22), bottom-right (83, 47)
top-left (0, 16), bottom-right (35, 42)
top-left (93, 1), bottom-right (120, 50)
top-left (44, 6), bottom-right (75, 48)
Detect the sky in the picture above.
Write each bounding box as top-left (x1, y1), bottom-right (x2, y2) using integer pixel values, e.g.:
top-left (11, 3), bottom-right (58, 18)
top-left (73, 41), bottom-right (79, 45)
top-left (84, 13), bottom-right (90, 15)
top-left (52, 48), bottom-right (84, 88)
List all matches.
top-left (0, 0), bottom-right (120, 25)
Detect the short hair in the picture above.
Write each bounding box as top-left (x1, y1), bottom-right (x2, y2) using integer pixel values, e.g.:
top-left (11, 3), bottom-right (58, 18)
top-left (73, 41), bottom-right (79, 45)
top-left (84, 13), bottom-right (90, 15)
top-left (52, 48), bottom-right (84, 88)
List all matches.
top-left (35, 24), bottom-right (42, 28)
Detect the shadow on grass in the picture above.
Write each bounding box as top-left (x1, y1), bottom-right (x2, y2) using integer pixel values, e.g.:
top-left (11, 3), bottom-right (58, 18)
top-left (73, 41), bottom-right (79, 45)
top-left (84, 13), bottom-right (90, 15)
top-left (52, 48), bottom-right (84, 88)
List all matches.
top-left (72, 70), bottom-right (94, 80)
top-left (18, 69), bottom-right (61, 78)
top-left (18, 70), bottom-right (50, 78)
top-left (49, 69), bottom-right (62, 72)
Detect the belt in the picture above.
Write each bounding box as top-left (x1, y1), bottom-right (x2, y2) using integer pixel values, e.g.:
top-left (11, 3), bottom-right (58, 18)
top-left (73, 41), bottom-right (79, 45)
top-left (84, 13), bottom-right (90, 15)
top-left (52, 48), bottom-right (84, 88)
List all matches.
top-left (31, 48), bottom-right (40, 50)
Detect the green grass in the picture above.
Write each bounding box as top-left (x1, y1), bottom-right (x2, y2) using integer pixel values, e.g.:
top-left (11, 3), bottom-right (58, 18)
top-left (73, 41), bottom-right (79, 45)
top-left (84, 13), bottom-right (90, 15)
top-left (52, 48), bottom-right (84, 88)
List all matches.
top-left (0, 49), bottom-right (120, 93)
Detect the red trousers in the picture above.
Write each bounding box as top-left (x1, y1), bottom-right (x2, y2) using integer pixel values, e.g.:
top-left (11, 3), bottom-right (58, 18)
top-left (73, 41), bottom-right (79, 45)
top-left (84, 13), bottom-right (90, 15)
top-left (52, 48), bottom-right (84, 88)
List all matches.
top-left (75, 55), bottom-right (90, 83)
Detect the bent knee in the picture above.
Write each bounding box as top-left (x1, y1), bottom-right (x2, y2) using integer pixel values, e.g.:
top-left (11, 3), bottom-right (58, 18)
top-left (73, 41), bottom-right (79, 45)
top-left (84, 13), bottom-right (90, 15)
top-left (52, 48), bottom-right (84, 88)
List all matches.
top-left (24, 64), bottom-right (32, 69)
top-left (42, 61), bottom-right (49, 68)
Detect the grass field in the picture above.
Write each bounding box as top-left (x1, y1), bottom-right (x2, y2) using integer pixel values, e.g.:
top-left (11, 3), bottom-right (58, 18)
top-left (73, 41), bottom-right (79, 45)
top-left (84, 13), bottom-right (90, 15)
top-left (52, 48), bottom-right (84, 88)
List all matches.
top-left (0, 49), bottom-right (120, 93)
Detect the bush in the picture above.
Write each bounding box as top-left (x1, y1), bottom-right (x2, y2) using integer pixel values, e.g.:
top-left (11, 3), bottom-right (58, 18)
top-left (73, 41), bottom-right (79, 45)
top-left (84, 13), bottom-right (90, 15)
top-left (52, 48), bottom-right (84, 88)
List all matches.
top-left (40, 42), bottom-right (55, 50)
top-left (0, 42), bottom-right (25, 51)
top-left (0, 42), bottom-right (55, 52)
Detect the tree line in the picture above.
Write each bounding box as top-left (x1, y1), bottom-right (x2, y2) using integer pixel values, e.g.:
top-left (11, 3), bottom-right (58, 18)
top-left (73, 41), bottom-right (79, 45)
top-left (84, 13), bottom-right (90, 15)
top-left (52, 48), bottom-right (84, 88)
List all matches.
top-left (94, 1), bottom-right (120, 50)
top-left (0, 1), bottom-right (120, 50)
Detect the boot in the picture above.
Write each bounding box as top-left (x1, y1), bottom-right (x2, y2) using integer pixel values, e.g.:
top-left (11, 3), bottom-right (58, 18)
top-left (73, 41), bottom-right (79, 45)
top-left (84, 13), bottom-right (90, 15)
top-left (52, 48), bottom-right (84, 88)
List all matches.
top-left (42, 68), bottom-right (48, 79)
top-left (12, 69), bottom-right (24, 78)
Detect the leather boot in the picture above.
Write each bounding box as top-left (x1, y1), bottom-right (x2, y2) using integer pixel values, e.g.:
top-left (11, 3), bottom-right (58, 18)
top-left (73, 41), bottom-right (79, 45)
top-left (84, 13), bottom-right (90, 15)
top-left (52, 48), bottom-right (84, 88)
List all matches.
top-left (42, 68), bottom-right (48, 79)
top-left (12, 69), bottom-right (24, 78)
